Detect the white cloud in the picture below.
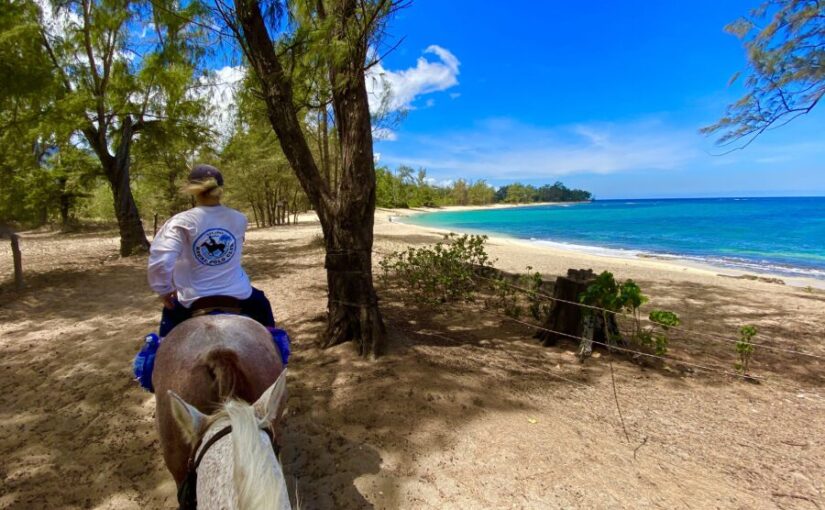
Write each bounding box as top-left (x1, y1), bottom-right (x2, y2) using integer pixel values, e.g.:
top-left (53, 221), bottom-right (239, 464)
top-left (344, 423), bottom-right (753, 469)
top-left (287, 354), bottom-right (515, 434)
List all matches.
top-left (140, 22), bottom-right (156, 39)
top-left (380, 118), bottom-right (703, 179)
top-left (449, 92), bottom-right (461, 99)
top-left (36, 0), bottom-right (80, 39)
top-left (372, 127), bottom-right (398, 141)
top-left (366, 45), bottom-right (460, 113)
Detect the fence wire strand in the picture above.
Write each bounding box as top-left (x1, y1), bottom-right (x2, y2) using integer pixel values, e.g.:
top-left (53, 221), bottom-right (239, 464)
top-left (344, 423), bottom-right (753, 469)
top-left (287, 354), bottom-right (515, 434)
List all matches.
top-left (372, 247), bottom-right (825, 361)
top-left (471, 273), bottom-right (825, 361)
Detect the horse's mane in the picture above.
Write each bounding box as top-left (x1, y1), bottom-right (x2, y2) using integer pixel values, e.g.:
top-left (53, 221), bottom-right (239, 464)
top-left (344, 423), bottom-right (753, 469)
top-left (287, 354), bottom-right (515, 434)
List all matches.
top-left (209, 399), bottom-right (290, 509)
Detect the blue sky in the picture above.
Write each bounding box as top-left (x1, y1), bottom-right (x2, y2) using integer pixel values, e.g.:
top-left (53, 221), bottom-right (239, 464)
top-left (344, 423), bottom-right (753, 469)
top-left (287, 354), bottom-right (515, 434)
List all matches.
top-left (368, 0), bottom-right (825, 199)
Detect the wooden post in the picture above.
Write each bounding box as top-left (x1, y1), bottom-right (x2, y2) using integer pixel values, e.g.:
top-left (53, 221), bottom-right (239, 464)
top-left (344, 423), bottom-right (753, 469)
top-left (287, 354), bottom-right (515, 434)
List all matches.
top-left (11, 233), bottom-right (22, 290)
top-left (1, 227), bottom-right (23, 290)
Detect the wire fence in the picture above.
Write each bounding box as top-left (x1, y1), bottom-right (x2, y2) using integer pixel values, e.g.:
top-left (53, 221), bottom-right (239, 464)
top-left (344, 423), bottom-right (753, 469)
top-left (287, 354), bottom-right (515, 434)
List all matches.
top-left (369, 243), bottom-right (825, 399)
top-left (471, 272), bottom-right (825, 361)
top-left (378, 291), bottom-right (825, 478)
top-left (371, 246), bottom-right (825, 362)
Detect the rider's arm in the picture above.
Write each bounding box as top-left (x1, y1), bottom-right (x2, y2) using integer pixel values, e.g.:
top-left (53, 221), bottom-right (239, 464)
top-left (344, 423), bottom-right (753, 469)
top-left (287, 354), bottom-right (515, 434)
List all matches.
top-left (147, 221), bottom-right (185, 295)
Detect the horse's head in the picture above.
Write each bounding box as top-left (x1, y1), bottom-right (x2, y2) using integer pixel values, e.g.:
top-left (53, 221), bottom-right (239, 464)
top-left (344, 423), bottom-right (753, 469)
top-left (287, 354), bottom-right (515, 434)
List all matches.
top-left (168, 369), bottom-right (291, 510)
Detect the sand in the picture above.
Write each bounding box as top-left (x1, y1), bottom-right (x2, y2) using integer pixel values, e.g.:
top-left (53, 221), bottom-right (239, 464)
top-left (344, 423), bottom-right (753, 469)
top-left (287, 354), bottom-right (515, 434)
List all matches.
top-left (1, 208), bottom-right (824, 509)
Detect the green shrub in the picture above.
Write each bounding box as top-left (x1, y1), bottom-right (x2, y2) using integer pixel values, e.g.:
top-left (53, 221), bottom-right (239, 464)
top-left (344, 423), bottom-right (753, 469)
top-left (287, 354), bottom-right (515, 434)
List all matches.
top-left (639, 310), bottom-right (681, 355)
top-left (580, 271), bottom-right (678, 354)
top-left (521, 267), bottom-right (551, 321)
top-left (379, 234), bottom-right (492, 304)
top-left (735, 324), bottom-right (758, 375)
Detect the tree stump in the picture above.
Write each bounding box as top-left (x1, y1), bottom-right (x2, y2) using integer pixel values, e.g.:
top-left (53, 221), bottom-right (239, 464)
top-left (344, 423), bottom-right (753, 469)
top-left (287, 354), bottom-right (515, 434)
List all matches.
top-left (535, 268), bottom-right (620, 359)
top-left (534, 269), bottom-right (595, 346)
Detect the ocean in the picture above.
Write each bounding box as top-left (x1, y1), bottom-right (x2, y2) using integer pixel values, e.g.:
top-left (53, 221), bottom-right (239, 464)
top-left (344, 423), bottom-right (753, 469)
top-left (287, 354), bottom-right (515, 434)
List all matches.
top-left (404, 197), bottom-right (825, 281)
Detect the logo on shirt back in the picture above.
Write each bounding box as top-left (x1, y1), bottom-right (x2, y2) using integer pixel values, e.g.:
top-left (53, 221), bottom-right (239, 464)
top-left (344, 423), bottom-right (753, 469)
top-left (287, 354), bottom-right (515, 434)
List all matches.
top-left (193, 228), bottom-right (237, 266)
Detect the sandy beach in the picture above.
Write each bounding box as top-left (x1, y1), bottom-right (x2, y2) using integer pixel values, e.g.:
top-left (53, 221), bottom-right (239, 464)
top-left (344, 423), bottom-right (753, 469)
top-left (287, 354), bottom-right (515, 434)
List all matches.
top-left (1, 209), bottom-right (824, 508)
top-left (382, 203), bottom-right (825, 290)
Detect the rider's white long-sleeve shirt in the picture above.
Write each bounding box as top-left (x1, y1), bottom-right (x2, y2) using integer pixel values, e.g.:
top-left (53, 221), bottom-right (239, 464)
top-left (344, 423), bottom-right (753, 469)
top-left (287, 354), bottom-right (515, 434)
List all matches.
top-left (147, 205), bottom-right (252, 308)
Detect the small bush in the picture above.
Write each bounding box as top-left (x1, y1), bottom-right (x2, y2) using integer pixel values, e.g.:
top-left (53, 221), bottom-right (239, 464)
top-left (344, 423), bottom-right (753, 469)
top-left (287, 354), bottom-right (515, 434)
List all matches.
top-left (639, 310), bottom-right (681, 355)
top-left (580, 271), bottom-right (678, 354)
top-left (379, 233), bottom-right (492, 304)
top-left (488, 274), bottom-right (521, 318)
top-left (521, 266), bottom-right (551, 321)
top-left (735, 324), bottom-right (758, 375)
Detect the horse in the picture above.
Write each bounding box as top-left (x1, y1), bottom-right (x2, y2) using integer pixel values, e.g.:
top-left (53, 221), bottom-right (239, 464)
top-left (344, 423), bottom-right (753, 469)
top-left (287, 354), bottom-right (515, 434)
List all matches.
top-left (152, 313), bottom-right (291, 509)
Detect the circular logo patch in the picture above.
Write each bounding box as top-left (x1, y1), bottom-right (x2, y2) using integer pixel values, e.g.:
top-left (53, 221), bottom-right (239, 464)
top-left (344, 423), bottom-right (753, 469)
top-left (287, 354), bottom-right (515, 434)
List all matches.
top-left (193, 228), bottom-right (237, 266)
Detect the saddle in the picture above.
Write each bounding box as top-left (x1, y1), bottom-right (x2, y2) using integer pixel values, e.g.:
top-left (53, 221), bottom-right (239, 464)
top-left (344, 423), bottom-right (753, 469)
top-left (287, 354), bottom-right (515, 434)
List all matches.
top-left (190, 296), bottom-right (242, 317)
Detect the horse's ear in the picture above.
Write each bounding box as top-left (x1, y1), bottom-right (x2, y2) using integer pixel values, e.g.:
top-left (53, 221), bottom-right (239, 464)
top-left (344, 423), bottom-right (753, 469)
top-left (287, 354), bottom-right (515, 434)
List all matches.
top-left (254, 369), bottom-right (287, 424)
top-left (168, 391), bottom-right (206, 445)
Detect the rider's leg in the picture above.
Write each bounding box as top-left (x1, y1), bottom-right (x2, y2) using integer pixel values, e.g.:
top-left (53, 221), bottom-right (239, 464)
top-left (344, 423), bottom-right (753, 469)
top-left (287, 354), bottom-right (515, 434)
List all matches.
top-left (239, 287), bottom-right (276, 328)
top-left (158, 297), bottom-right (193, 338)
top-left (240, 288), bottom-right (289, 364)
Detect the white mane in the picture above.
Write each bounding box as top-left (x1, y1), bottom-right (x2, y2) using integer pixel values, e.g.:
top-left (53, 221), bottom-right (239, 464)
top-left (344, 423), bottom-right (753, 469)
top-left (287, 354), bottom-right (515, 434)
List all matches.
top-left (169, 369), bottom-right (291, 509)
top-left (194, 400), bottom-right (291, 510)
top-left (224, 400), bottom-right (290, 509)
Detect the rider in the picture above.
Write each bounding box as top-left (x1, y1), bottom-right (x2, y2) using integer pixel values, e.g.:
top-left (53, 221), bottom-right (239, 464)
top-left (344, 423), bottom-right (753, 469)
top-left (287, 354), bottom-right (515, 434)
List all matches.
top-left (147, 164), bottom-right (282, 351)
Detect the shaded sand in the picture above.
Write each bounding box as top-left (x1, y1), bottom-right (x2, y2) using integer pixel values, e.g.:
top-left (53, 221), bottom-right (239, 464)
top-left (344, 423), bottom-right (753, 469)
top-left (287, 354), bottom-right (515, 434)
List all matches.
top-left (1, 212), bottom-right (824, 509)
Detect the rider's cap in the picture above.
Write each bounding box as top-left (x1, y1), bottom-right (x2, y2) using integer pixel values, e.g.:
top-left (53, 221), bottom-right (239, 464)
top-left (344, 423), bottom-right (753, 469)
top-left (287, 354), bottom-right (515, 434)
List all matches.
top-left (188, 164), bottom-right (224, 186)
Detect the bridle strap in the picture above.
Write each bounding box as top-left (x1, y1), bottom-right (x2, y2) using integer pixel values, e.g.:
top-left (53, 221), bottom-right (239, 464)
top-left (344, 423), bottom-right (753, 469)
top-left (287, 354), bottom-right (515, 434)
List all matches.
top-left (194, 425), bottom-right (234, 471)
top-left (178, 425), bottom-right (233, 510)
top-left (177, 424), bottom-right (279, 510)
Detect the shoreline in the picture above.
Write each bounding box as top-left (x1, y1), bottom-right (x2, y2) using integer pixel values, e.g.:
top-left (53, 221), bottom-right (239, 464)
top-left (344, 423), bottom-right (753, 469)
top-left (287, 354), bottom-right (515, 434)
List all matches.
top-left (379, 206), bottom-right (825, 290)
top-left (378, 200), bottom-right (584, 217)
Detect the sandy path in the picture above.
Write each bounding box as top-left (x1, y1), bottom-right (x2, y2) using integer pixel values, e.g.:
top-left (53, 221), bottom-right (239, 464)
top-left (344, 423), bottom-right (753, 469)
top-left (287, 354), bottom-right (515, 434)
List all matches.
top-left (1, 216), bottom-right (824, 509)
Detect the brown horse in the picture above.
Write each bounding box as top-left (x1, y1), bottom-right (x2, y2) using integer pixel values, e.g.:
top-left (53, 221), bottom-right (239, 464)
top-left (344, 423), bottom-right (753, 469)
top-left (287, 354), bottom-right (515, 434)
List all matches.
top-left (152, 314), bottom-right (289, 508)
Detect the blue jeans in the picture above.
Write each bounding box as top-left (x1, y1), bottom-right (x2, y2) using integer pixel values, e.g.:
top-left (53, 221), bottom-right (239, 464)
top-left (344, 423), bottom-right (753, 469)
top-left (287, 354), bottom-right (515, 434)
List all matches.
top-left (159, 287), bottom-right (275, 337)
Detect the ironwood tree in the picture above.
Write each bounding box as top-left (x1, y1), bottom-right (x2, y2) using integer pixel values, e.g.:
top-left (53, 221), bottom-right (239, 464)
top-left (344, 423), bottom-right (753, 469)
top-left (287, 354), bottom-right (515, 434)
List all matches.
top-left (703, 0), bottom-right (824, 147)
top-left (222, 0), bottom-right (402, 356)
top-left (0, 0), bottom-right (61, 226)
top-left (37, 0), bottom-right (210, 255)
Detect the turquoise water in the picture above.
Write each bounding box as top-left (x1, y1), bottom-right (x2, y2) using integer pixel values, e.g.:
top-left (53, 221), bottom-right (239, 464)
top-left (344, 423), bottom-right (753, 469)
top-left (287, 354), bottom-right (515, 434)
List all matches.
top-left (405, 197), bottom-right (825, 280)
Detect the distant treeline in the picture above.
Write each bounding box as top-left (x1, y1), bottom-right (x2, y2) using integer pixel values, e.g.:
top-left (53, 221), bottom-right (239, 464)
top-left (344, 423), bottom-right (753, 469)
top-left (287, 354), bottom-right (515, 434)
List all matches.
top-left (376, 166), bottom-right (592, 208)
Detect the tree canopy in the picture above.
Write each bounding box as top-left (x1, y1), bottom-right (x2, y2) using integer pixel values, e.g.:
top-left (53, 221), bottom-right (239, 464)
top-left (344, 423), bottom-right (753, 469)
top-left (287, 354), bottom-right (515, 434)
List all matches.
top-left (376, 169), bottom-right (592, 208)
top-left (703, 0), bottom-right (824, 147)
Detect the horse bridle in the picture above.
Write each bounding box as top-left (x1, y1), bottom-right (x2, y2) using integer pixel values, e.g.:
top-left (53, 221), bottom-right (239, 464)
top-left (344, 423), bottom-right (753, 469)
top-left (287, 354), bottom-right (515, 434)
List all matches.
top-left (177, 425), bottom-right (280, 510)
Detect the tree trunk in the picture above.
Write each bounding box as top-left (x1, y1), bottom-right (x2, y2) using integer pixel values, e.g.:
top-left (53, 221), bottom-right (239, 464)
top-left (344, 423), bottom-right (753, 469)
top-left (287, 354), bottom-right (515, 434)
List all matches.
top-left (320, 110), bottom-right (331, 187)
top-left (106, 163), bottom-right (149, 256)
top-left (249, 201), bottom-right (260, 228)
top-left (84, 117), bottom-right (148, 256)
top-left (106, 119), bottom-right (149, 256)
top-left (322, 223), bottom-right (385, 355)
top-left (58, 177), bottom-right (70, 228)
top-left (234, 0), bottom-right (386, 357)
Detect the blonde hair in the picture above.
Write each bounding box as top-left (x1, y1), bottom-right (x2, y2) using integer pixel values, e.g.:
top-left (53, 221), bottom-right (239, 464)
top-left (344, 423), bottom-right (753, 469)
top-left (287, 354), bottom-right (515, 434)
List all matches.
top-left (183, 177), bottom-right (223, 199)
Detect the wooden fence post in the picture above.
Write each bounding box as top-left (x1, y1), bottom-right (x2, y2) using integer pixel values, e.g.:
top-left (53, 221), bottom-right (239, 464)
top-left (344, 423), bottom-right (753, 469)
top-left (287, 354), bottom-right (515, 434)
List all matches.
top-left (10, 233), bottom-right (23, 290)
top-left (1, 227), bottom-right (23, 290)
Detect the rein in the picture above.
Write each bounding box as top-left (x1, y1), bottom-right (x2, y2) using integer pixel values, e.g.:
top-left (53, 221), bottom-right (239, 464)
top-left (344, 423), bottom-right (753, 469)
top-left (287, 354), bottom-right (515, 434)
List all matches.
top-left (177, 424), bottom-right (280, 510)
